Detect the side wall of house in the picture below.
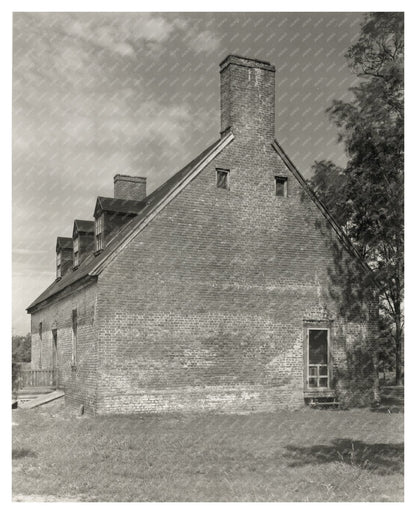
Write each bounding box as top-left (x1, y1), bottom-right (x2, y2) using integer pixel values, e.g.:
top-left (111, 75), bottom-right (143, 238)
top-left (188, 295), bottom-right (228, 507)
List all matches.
top-left (94, 138), bottom-right (375, 414)
top-left (30, 282), bottom-right (98, 411)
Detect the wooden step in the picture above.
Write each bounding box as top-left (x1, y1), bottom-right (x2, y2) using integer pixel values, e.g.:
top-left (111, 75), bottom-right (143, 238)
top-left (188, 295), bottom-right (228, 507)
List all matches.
top-left (19, 390), bottom-right (64, 409)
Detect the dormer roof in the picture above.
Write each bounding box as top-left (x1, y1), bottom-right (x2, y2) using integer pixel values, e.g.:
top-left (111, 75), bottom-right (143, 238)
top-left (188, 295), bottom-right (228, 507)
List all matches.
top-left (93, 197), bottom-right (146, 218)
top-left (56, 237), bottom-right (73, 253)
top-left (73, 219), bottom-right (95, 236)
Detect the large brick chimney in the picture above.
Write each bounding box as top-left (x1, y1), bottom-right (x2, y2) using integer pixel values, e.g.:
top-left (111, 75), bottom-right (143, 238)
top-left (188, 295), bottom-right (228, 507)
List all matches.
top-left (220, 55), bottom-right (275, 142)
top-left (114, 174), bottom-right (147, 202)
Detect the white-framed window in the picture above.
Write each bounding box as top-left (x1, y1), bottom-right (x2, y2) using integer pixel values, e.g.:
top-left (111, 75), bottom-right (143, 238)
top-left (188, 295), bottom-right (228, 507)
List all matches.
top-left (216, 168), bottom-right (230, 190)
top-left (306, 328), bottom-right (329, 389)
top-left (275, 176), bottom-right (288, 197)
top-left (73, 237), bottom-right (79, 267)
top-left (95, 214), bottom-right (104, 251)
top-left (56, 252), bottom-right (62, 278)
top-left (71, 309), bottom-right (77, 368)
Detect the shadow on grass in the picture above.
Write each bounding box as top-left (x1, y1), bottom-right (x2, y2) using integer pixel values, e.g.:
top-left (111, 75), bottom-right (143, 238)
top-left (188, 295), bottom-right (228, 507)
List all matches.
top-left (12, 448), bottom-right (37, 459)
top-left (284, 438), bottom-right (403, 476)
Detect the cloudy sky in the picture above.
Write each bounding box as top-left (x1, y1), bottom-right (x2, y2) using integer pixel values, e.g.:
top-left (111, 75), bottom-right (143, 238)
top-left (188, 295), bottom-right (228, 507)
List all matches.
top-left (13, 11), bottom-right (366, 334)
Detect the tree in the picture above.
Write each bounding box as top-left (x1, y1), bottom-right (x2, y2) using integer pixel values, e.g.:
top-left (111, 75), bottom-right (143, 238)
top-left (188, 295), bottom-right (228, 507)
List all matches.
top-left (309, 13), bottom-right (404, 384)
top-left (12, 333), bottom-right (31, 363)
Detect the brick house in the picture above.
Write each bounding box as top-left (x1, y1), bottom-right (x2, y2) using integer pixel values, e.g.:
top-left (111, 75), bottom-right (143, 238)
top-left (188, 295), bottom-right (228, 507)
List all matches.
top-left (27, 55), bottom-right (377, 414)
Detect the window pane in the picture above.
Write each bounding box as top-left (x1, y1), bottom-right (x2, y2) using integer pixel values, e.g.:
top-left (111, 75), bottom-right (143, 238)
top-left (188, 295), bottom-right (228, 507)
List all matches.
top-left (95, 215), bottom-right (103, 235)
top-left (309, 365), bottom-right (317, 376)
top-left (309, 377), bottom-right (318, 387)
top-left (309, 330), bottom-right (328, 364)
top-left (217, 170), bottom-right (228, 189)
top-left (96, 233), bottom-right (103, 251)
top-left (319, 377), bottom-right (328, 388)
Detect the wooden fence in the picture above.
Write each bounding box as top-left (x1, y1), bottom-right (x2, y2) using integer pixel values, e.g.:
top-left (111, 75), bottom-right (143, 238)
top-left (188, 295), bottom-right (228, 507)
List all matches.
top-left (16, 369), bottom-right (56, 389)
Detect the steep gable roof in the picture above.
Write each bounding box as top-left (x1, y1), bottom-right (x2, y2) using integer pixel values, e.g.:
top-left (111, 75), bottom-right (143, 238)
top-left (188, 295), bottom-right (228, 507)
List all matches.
top-left (27, 133), bottom-right (234, 312)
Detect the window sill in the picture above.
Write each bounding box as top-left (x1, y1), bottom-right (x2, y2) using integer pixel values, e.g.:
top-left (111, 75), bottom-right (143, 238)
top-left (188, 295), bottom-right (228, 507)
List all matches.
top-left (304, 389), bottom-right (335, 397)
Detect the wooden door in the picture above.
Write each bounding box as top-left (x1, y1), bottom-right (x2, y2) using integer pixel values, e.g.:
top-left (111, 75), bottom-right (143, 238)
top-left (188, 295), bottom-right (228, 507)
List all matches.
top-left (307, 328), bottom-right (329, 389)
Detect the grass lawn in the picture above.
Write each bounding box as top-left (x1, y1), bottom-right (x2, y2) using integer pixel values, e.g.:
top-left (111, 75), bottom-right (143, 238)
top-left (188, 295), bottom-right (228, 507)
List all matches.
top-left (12, 400), bottom-right (403, 502)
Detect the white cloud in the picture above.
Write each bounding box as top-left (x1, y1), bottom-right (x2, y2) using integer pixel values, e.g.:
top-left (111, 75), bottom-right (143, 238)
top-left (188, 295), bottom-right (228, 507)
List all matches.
top-left (134, 14), bottom-right (179, 44)
top-left (191, 30), bottom-right (221, 53)
top-left (62, 14), bottom-right (187, 57)
top-left (99, 100), bottom-right (193, 148)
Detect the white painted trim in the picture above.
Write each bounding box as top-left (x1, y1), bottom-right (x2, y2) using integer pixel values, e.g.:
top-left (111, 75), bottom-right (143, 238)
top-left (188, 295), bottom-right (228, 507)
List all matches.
top-left (89, 132), bottom-right (234, 275)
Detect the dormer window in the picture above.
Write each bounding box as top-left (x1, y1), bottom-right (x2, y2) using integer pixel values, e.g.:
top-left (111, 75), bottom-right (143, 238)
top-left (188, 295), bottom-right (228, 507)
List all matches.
top-left (56, 236), bottom-right (73, 278)
top-left (73, 237), bottom-right (79, 267)
top-left (95, 214), bottom-right (104, 251)
top-left (56, 252), bottom-right (62, 278)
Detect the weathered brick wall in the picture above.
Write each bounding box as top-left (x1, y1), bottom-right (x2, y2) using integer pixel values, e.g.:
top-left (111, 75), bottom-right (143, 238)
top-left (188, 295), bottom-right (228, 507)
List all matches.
top-left (30, 283), bottom-right (98, 412)
top-left (94, 133), bottom-right (374, 413)
top-left (30, 56), bottom-right (375, 414)
top-left (220, 56), bottom-right (275, 142)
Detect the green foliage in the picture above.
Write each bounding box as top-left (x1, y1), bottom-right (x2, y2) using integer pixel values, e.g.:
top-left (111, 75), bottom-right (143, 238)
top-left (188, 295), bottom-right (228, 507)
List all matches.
top-left (12, 333), bottom-right (31, 363)
top-left (12, 362), bottom-right (22, 396)
top-left (377, 314), bottom-right (396, 373)
top-left (309, 13), bottom-right (404, 383)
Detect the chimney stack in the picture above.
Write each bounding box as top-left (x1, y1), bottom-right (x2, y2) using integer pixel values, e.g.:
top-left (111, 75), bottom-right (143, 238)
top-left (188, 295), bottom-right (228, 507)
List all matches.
top-left (114, 174), bottom-right (147, 202)
top-left (220, 55), bottom-right (275, 142)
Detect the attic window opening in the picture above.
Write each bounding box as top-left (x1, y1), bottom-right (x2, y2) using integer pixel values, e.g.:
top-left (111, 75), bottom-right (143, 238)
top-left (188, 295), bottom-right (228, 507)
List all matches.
top-left (95, 215), bottom-right (104, 252)
top-left (73, 237), bottom-right (79, 267)
top-left (56, 252), bottom-right (61, 278)
top-left (216, 169), bottom-right (230, 190)
top-left (275, 176), bottom-right (288, 197)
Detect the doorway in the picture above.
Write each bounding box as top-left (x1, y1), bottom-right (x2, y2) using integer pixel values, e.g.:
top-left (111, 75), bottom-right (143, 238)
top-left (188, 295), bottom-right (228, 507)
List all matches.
top-left (307, 328), bottom-right (329, 389)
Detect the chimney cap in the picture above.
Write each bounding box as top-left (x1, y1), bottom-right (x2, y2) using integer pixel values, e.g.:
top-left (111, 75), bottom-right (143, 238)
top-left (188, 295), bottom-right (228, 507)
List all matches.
top-left (219, 55), bottom-right (275, 73)
top-left (114, 174), bottom-right (146, 184)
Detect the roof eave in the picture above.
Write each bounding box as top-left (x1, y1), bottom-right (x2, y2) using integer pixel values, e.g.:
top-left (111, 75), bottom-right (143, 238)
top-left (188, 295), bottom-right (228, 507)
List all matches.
top-left (26, 275), bottom-right (98, 314)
